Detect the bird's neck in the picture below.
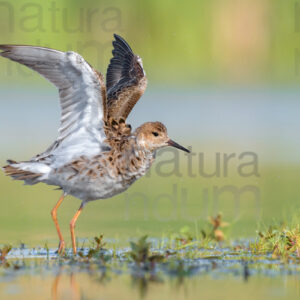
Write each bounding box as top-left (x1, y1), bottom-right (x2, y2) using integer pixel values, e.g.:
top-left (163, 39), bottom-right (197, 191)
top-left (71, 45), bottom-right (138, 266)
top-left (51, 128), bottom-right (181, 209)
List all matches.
top-left (120, 136), bottom-right (155, 178)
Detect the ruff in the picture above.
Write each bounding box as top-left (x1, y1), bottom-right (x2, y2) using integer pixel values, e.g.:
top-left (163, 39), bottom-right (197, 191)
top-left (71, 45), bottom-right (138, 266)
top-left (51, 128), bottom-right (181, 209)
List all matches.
top-left (1, 34), bottom-right (190, 254)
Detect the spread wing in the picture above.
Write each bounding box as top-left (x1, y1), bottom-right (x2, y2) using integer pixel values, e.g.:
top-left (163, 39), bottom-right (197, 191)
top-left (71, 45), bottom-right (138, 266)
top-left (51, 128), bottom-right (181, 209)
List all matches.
top-left (106, 34), bottom-right (147, 121)
top-left (0, 45), bottom-right (109, 165)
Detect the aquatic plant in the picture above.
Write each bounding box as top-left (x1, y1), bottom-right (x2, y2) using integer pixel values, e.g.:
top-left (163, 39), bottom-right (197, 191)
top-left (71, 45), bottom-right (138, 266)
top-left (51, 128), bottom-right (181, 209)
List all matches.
top-left (0, 245), bottom-right (12, 268)
top-left (129, 236), bottom-right (164, 269)
top-left (199, 213), bottom-right (229, 244)
top-left (250, 223), bottom-right (300, 262)
top-left (0, 245), bottom-right (11, 261)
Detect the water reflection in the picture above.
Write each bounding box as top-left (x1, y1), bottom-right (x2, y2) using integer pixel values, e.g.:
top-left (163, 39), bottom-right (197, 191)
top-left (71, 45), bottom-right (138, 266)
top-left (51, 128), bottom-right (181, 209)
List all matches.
top-left (1, 246), bottom-right (300, 300)
top-left (51, 272), bottom-right (80, 300)
top-left (44, 264), bottom-right (299, 300)
top-left (131, 272), bottom-right (164, 298)
top-left (50, 267), bottom-right (164, 299)
top-left (0, 261), bottom-right (299, 300)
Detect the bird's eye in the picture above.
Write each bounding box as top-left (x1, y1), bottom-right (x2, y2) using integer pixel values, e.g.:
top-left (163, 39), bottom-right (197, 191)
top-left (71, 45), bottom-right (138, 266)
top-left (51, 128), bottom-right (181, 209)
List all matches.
top-left (152, 132), bottom-right (159, 137)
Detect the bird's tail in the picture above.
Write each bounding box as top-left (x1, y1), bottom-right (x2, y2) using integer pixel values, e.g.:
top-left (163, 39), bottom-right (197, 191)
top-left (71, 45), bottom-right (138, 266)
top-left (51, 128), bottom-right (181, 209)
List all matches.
top-left (2, 159), bottom-right (51, 185)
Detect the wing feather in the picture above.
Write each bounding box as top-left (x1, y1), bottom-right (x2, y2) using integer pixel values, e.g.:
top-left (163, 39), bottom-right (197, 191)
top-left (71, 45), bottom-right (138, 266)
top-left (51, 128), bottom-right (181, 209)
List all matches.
top-left (0, 45), bottom-right (109, 166)
top-left (106, 34), bottom-right (147, 121)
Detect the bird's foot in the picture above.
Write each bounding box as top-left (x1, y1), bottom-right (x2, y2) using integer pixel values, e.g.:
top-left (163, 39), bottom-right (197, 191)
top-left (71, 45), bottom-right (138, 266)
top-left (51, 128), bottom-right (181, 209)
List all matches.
top-left (57, 240), bottom-right (65, 255)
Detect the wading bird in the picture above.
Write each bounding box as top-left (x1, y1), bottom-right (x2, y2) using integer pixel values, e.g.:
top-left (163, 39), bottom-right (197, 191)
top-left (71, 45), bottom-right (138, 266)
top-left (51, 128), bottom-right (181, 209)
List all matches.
top-left (2, 34), bottom-right (189, 254)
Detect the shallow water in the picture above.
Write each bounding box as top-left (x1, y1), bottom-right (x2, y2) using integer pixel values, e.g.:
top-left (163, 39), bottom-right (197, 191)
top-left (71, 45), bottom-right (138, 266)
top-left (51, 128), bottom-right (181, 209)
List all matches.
top-left (2, 272), bottom-right (300, 300)
top-left (1, 245), bottom-right (300, 300)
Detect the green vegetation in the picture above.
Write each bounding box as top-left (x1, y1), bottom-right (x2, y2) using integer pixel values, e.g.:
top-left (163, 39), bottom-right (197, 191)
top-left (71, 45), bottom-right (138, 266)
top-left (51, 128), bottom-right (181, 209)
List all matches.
top-left (1, 215), bottom-right (300, 299)
top-left (2, 213), bottom-right (300, 266)
top-left (0, 0), bottom-right (298, 85)
top-left (1, 162), bottom-right (300, 247)
top-left (250, 223), bottom-right (300, 262)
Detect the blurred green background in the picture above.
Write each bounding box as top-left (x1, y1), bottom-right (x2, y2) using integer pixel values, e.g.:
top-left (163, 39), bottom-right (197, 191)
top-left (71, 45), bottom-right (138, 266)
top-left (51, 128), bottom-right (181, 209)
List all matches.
top-left (1, 0), bottom-right (300, 247)
top-left (0, 0), bottom-right (298, 85)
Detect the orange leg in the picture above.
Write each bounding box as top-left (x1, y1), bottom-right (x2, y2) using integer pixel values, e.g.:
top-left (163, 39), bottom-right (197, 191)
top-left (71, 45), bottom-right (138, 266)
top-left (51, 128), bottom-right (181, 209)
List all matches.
top-left (70, 203), bottom-right (85, 255)
top-left (51, 193), bottom-right (66, 254)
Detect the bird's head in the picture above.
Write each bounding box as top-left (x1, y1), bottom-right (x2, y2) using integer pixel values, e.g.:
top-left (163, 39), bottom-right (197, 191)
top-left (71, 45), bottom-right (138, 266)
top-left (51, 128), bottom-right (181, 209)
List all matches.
top-left (134, 122), bottom-right (190, 153)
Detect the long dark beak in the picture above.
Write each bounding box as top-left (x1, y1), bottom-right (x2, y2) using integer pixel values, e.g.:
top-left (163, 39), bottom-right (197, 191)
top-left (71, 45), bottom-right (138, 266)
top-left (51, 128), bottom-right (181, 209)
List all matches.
top-left (167, 139), bottom-right (190, 153)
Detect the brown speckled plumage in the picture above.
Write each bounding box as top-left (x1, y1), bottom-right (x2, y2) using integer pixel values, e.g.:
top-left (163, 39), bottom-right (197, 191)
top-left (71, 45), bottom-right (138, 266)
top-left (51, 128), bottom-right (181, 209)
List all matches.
top-left (107, 77), bottom-right (147, 120)
top-left (1, 34), bottom-right (189, 255)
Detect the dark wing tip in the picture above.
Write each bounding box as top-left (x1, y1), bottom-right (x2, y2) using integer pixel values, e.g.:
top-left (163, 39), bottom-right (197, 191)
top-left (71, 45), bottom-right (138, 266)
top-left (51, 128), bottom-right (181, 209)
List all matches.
top-left (0, 45), bottom-right (12, 49)
top-left (106, 35), bottom-right (136, 92)
top-left (106, 34), bottom-right (146, 102)
top-left (0, 45), bottom-right (13, 56)
top-left (112, 34), bottom-right (134, 54)
top-left (6, 159), bottom-right (17, 164)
